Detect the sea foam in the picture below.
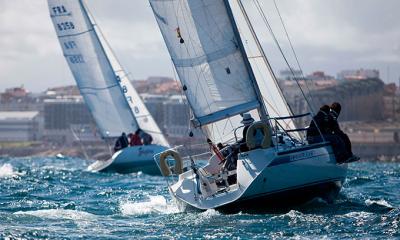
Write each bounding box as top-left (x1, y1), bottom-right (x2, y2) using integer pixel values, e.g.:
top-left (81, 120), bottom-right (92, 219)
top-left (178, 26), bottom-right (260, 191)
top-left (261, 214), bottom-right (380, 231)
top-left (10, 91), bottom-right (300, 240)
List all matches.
top-left (0, 163), bottom-right (22, 178)
top-left (13, 209), bottom-right (96, 221)
top-left (120, 195), bottom-right (180, 216)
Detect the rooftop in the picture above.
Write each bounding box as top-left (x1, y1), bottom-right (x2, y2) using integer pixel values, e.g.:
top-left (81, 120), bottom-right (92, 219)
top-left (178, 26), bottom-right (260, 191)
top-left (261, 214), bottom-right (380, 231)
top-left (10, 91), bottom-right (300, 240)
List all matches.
top-left (0, 111), bottom-right (39, 120)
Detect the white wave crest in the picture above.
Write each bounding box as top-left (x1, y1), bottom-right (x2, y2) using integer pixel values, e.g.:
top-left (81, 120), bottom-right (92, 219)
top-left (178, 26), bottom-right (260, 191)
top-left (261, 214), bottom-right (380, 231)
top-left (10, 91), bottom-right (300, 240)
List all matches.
top-left (14, 209), bottom-right (96, 221)
top-left (0, 163), bottom-right (22, 178)
top-left (365, 199), bottom-right (393, 208)
top-left (120, 195), bottom-right (180, 216)
top-left (344, 211), bottom-right (373, 218)
top-left (199, 209), bottom-right (220, 218)
top-left (192, 209), bottom-right (221, 224)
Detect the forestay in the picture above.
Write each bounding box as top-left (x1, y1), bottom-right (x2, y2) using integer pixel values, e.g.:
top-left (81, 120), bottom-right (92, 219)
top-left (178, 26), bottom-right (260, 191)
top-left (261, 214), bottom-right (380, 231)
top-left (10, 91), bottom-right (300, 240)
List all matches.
top-left (229, 0), bottom-right (298, 134)
top-left (150, 0), bottom-right (260, 127)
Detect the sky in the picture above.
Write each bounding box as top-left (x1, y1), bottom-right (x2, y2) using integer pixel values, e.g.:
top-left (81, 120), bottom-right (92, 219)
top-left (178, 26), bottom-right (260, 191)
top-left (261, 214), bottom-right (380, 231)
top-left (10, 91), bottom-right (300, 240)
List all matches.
top-left (0, 0), bottom-right (399, 92)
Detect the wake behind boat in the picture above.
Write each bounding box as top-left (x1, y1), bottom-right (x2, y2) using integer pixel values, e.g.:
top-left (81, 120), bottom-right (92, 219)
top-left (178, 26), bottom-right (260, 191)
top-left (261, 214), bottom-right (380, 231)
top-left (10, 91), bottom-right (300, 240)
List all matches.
top-left (48, 0), bottom-right (169, 174)
top-left (150, 0), bottom-right (354, 211)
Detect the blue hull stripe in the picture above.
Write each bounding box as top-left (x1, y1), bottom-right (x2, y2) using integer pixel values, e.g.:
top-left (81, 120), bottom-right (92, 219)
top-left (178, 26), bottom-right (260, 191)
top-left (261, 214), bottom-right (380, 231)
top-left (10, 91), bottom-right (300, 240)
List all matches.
top-left (238, 177), bottom-right (344, 202)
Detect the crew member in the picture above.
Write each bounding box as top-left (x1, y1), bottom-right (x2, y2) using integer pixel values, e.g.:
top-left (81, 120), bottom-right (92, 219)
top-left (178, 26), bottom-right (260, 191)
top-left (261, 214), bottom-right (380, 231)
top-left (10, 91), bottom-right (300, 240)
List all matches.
top-left (114, 132), bottom-right (129, 152)
top-left (129, 131), bottom-right (143, 146)
top-left (329, 102), bottom-right (359, 162)
top-left (138, 129), bottom-right (153, 145)
top-left (306, 105), bottom-right (331, 144)
top-left (238, 113), bottom-right (255, 152)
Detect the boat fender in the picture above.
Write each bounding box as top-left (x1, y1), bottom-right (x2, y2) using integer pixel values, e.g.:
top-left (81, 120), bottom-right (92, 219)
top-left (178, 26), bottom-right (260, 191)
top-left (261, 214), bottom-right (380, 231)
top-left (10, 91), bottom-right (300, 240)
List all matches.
top-left (246, 122), bottom-right (272, 150)
top-left (159, 150), bottom-right (183, 176)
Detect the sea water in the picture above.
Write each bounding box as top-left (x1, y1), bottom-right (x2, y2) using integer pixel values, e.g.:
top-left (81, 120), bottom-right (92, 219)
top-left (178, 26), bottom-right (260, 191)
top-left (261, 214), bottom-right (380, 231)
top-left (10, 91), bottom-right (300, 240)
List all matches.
top-left (0, 157), bottom-right (399, 239)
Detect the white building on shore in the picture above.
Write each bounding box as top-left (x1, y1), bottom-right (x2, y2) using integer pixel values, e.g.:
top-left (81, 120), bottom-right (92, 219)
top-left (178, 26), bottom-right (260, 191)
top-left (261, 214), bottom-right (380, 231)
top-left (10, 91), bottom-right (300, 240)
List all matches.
top-left (0, 111), bottom-right (40, 142)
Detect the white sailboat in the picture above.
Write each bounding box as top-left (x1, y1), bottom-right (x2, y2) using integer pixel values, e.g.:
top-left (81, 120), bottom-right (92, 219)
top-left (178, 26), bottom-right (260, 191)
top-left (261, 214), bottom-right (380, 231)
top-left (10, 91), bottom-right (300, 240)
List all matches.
top-left (48, 0), bottom-right (169, 174)
top-left (150, 0), bottom-right (348, 211)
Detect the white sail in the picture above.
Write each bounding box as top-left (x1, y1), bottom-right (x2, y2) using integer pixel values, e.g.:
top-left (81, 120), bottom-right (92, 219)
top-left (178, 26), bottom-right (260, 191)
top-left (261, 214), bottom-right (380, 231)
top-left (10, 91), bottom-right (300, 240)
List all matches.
top-left (229, 0), bottom-right (298, 134)
top-left (48, 0), bottom-right (169, 145)
top-left (89, 10), bottom-right (169, 146)
top-left (150, 0), bottom-right (261, 127)
top-left (150, 0), bottom-right (299, 142)
top-left (48, 0), bottom-right (136, 138)
top-left (203, 109), bottom-right (260, 144)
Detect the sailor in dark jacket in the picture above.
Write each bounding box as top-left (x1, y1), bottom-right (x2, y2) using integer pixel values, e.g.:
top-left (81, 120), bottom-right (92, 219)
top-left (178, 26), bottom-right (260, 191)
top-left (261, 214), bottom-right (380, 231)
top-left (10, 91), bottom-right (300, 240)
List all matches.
top-left (329, 102), bottom-right (359, 162)
top-left (114, 132), bottom-right (129, 152)
top-left (306, 105), bottom-right (331, 143)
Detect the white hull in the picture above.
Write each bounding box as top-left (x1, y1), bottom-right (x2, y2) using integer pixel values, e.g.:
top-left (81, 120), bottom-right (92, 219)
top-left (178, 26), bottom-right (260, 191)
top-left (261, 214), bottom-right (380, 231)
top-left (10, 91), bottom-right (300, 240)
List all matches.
top-left (88, 144), bottom-right (168, 174)
top-left (169, 143), bottom-right (347, 211)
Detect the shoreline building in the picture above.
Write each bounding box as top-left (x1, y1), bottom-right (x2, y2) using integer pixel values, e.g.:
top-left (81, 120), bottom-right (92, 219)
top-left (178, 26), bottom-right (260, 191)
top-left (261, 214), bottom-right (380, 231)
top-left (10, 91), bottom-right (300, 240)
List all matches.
top-left (337, 69), bottom-right (380, 81)
top-left (309, 78), bottom-right (385, 121)
top-left (43, 98), bottom-right (98, 145)
top-left (0, 111), bottom-right (40, 142)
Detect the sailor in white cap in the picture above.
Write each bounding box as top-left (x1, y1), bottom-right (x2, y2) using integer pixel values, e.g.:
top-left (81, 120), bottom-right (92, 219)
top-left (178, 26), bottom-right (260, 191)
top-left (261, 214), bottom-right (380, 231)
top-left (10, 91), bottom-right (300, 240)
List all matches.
top-left (239, 113), bottom-right (255, 151)
top-left (241, 113), bottom-right (255, 127)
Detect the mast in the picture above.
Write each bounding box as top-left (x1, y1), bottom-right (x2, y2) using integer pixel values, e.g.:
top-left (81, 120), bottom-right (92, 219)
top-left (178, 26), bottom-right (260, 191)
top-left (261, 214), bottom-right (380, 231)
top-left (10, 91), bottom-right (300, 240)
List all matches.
top-left (223, 0), bottom-right (269, 122)
top-left (78, 0), bottom-right (138, 130)
top-left (235, 0), bottom-right (293, 117)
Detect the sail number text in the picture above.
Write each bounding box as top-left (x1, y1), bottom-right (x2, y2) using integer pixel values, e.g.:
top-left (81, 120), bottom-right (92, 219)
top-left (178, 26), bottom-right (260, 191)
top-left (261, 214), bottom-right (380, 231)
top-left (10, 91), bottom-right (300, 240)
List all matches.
top-left (57, 22), bottom-right (75, 31)
top-left (68, 54), bottom-right (85, 64)
top-left (64, 41), bottom-right (77, 50)
top-left (116, 76), bottom-right (134, 105)
top-left (52, 5), bottom-right (67, 15)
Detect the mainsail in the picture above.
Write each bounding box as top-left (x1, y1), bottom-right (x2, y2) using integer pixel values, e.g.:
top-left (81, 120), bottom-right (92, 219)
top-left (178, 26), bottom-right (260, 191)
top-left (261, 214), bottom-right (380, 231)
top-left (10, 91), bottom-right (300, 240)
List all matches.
top-left (150, 0), bottom-right (261, 128)
top-left (150, 0), bottom-right (298, 143)
top-left (48, 0), bottom-right (168, 146)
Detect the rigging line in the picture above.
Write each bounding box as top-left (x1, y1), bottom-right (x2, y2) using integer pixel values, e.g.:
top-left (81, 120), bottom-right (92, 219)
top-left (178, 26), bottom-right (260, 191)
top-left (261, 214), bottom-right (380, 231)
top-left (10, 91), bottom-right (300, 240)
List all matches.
top-left (180, 0), bottom-right (248, 118)
top-left (84, 1), bottom-right (167, 144)
top-left (80, 0), bottom-right (139, 128)
top-left (252, 0), bottom-right (314, 115)
top-left (234, 0), bottom-right (282, 127)
top-left (169, 59), bottom-right (192, 135)
top-left (84, 3), bottom-right (131, 81)
top-left (272, 0), bottom-right (317, 115)
top-left (178, 0), bottom-right (253, 137)
top-left (165, 1), bottom-right (191, 130)
top-left (242, 30), bottom-right (281, 118)
top-left (180, 5), bottom-right (237, 117)
top-left (174, 2), bottom-right (215, 115)
top-left (194, 1), bottom-right (250, 95)
top-left (253, 0), bottom-right (325, 141)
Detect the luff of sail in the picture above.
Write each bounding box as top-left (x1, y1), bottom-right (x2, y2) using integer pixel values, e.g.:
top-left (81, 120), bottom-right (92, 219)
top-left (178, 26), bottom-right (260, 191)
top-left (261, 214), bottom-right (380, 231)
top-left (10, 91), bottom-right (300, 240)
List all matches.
top-left (150, 0), bottom-right (261, 127)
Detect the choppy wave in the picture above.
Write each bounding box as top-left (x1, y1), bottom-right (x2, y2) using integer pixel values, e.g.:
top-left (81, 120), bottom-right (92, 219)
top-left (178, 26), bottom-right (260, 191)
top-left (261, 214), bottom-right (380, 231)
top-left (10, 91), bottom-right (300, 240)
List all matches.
top-left (1, 158), bottom-right (399, 239)
top-left (0, 163), bottom-right (23, 178)
top-left (13, 209), bottom-right (96, 221)
top-left (120, 195), bottom-right (180, 216)
top-left (365, 199), bottom-right (393, 208)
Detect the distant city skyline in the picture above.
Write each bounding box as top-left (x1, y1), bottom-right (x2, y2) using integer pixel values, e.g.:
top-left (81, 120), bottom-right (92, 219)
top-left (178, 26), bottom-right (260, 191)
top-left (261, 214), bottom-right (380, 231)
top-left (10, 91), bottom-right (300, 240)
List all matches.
top-left (0, 0), bottom-right (399, 92)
